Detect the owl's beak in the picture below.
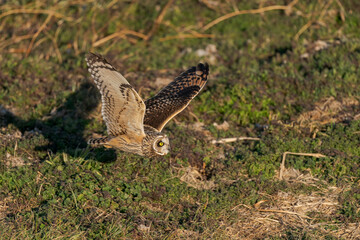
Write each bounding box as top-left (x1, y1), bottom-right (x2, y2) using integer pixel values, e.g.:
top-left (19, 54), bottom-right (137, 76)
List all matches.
top-left (165, 145), bottom-right (170, 155)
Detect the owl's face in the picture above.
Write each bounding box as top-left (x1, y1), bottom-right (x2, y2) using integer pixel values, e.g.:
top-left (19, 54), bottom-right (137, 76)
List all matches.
top-left (152, 135), bottom-right (170, 156)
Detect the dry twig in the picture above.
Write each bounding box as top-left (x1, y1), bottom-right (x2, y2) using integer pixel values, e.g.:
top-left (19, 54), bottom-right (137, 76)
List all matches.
top-left (160, 33), bottom-right (214, 42)
top-left (335, 0), bottom-right (346, 21)
top-left (279, 152), bottom-right (327, 180)
top-left (211, 137), bottom-right (260, 144)
top-left (26, 13), bottom-right (53, 57)
top-left (202, 0), bottom-right (298, 31)
top-left (294, 20), bottom-right (314, 41)
top-left (92, 30), bottom-right (147, 47)
top-left (294, 0), bottom-right (335, 41)
top-left (0, 8), bottom-right (73, 21)
top-left (146, 0), bottom-right (175, 41)
top-left (258, 208), bottom-right (311, 219)
top-left (0, 34), bottom-right (33, 50)
top-left (44, 30), bottom-right (62, 62)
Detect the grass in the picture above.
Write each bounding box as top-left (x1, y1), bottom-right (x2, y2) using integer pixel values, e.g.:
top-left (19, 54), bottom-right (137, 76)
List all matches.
top-left (1, 0), bottom-right (360, 238)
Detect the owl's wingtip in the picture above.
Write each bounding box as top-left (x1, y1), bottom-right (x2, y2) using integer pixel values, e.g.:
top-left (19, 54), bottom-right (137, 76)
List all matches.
top-left (85, 52), bottom-right (96, 60)
top-left (197, 62), bottom-right (209, 71)
top-left (85, 52), bottom-right (105, 63)
top-left (196, 62), bottom-right (209, 76)
top-left (203, 62), bottom-right (209, 73)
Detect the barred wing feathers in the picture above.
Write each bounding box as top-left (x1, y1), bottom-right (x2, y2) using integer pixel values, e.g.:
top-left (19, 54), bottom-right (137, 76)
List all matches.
top-left (144, 63), bottom-right (209, 131)
top-left (86, 52), bottom-right (146, 143)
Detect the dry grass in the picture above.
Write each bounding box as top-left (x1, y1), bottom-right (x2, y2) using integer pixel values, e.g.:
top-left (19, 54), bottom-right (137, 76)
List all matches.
top-left (297, 96), bottom-right (360, 130)
top-left (177, 166), bottom-right (217, 190)
top-left (168, 229), bottom-right (200, 239)
top-left (202, 0), bottom-right (299, 31)
top-left (165, 165), bottom-right (358, 238)
top-left (210, 168), bottom-right (353, 239)
top-left (0, 0), bottom-right (345, 60)
top-left (279, 152), bottom-right (327, 180)
top-left (4, 152), bottom-right (29, 168)
top-left (0, 197), bottom-right (12, 221)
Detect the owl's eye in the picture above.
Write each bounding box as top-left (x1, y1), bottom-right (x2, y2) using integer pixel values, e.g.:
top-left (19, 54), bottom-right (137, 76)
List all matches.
top-left (157, 141), bottom-right (164, 147)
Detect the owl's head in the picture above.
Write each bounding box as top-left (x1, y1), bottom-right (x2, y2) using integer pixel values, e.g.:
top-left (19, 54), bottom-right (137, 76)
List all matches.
top-left (142, 131), bottom-right (170, 157)
top-left (152, 135), bottom-right (170, 156)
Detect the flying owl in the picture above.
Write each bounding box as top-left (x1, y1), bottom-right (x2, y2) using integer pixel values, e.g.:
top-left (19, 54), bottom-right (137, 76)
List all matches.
top-left (86, 52), bottom-right (209, 157)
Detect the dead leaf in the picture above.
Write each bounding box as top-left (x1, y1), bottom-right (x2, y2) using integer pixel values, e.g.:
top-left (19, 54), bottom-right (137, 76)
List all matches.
top-left (179, 166), bottom-right (216, 190)
top-left (213, 121), bottom-right (230, 131)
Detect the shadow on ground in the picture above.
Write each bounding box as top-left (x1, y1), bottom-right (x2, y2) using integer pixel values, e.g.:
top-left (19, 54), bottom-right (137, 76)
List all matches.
top-left (0, 81), bottom-right (117, 162)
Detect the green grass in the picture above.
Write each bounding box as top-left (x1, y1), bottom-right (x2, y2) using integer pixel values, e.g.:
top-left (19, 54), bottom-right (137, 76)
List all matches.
top-left (1, 0), bottom-right (360, 238)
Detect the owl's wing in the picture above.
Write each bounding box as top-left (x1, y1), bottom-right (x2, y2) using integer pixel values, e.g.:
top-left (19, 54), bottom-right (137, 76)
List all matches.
top-left (144, 63), bottom-right (209, 131)
top-left (86, 52), bottom-right (146, 143)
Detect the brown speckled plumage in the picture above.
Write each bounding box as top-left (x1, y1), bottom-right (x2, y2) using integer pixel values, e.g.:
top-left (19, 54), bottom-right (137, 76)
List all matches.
top-left (86, 52), bottom-right (209, 157)
top-left (144, 63), bottom-right (209, 131)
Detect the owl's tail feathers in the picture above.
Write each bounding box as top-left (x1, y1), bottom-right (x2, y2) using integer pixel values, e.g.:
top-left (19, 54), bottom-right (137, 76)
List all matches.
top-left (88, 136), bottom-right (113, 148)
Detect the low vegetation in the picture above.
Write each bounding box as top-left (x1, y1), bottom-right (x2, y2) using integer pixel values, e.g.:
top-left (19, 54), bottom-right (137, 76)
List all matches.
top-left (1, 0), bottom-right (360, 238)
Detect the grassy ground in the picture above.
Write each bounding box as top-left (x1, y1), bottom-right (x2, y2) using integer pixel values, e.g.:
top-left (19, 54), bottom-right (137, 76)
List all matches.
top-left (1, 0), bottom-right (360, 239)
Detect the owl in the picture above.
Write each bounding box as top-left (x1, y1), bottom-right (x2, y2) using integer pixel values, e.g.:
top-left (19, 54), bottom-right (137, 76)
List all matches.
top-left (86, 53), bottom-right (209, 157)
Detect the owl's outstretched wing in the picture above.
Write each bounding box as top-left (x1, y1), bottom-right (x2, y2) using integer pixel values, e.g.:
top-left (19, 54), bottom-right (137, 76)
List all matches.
top-left (144, 63), bottom-right (209, 132)
top-left (86, 52), bottom-right (146, 143)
